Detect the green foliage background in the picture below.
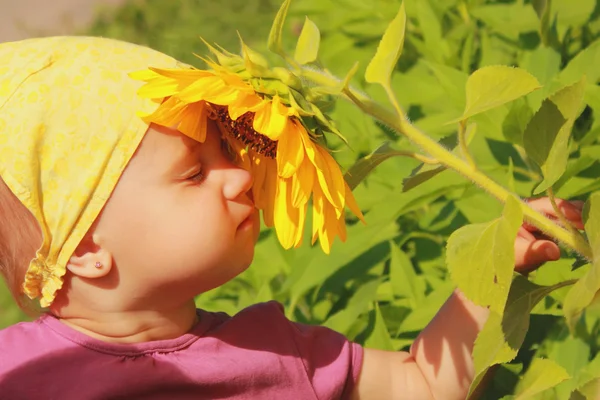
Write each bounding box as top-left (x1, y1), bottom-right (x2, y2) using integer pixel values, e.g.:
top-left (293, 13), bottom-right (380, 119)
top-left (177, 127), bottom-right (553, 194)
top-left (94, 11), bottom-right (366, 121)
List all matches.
top-left (2, 0), bottom-right (600, 398)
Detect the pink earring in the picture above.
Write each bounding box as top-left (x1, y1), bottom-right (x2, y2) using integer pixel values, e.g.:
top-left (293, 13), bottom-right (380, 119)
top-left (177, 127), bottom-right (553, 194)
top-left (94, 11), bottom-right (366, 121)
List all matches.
top-left (94, 262), bottom-right (102, 269)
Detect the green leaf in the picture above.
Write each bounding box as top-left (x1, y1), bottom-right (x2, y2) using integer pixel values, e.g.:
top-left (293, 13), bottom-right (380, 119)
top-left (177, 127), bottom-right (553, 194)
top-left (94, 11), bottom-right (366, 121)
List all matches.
top-left (557, 40), bottom-right (600, 87)
top-left (555, 146), bottom-right (600, 195)
top-left (267, 0), bottom-right (292, 57)
top-left (452, 66), bottom-right (541, 123)
top-left (532, 77), bottom-right (587, 194)
top-left (365, 1), bottom-right (406, 87)
top-left (502, 98), bottom-right (532, 146)
top-left (254, 281), bottom-right (274, 304)
top-left (552, 0), bottom-right (596, 42)
top-left (323, 279), bottom-right (381, 334)
top-left (294, 17), bottom-right (320, 64)
top-left (454, 189), bottom-right (504, 224)
top-left (286, 218), bottom-right (397, 300)
top-left (239, 36), bottom-right (271, 73)
top-left (461, 30), bottom-right (475, 73)
top-left (402, 165), bottom-right (445, 192)
top-left (422, 60), bottom-right (468, 111)
top-left (398, 281), bottom-right (454, 333)
top-left (415, 0), bottom-right (449, 63)
top-left (519, 46), bottom-right (562, 109)
top-left (286, 170), bottom-right (467, 302)
top-left (574, 379), bottom-right (600, 400)
top-left (468, 276), bottom-right (576, 398)
top-left (573, 353), bottom-right (600, 395)
top-left (514, 358), bottom-right (570, 399)
top-left (550, 336), bottom-right (591, 398)
top-left (531, 0), bottom-right (549, 19)
top-left (470, 4), bottom-right (539, 40)
top-left (522, 99), bottom-right (567, 193)
top-left (563, 192), bottom-right (600, 331)
top-left (447, 195), bottom-right (523, 314)
top-left (507, 157), bottom-right (516, 193)
top-left (390, 242), bottom-right (425, 308)
top-left (531, 0), bottom-right (554, 47)
top-left (364, 303), bottom-right (395, 351)
top-left (403, 127), bottom-right (476, 192)
top-left (344, 142), bottom-right (421, 191)
top-left (550, 77), bottom-right (588, 122)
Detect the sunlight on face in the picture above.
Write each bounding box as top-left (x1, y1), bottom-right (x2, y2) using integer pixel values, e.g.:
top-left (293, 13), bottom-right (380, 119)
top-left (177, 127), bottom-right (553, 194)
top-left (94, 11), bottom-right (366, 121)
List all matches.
top-left (92, 121), bottom-right (259, 302)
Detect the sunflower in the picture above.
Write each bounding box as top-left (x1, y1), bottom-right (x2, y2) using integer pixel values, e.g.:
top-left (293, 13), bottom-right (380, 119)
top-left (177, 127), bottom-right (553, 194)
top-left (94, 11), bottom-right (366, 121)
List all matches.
top-left (131, 43), bottom-right (364, 254)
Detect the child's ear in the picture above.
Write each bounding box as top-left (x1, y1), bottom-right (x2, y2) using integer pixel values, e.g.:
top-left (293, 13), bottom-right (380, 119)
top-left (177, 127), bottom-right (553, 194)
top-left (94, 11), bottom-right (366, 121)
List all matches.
top-left (66, 233), bottom-right (113, 279)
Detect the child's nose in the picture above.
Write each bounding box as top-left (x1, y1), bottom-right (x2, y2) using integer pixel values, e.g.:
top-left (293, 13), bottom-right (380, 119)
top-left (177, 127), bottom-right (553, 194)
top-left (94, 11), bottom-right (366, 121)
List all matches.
top-left (223, 164), bottom-right (254, 201)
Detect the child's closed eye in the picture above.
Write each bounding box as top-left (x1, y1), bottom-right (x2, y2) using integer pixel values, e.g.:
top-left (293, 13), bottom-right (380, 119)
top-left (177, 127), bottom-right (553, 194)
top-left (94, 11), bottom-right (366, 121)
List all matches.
top-left (187, 168), bottom-right (206, 184)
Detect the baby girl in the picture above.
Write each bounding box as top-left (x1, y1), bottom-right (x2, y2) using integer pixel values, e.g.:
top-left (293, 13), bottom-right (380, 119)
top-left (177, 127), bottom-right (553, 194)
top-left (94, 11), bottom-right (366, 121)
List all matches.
top-left (0, 36), bottom-right (582, 399)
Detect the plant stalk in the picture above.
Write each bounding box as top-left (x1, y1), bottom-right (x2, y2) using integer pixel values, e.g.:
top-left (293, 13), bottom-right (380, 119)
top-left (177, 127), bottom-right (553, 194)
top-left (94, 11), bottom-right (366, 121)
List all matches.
top-left (302, 69), bottom-right (594, 260)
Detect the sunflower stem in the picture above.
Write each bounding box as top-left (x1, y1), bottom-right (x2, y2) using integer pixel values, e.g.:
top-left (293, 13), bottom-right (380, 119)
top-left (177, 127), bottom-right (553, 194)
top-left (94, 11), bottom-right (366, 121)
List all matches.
top-left (511, 165), bottom-right (541, 181)
top-left (458, 120), bottom-right (476, 169)
top-left (385, 84), bottom-right (406, 120)
top-left (396, 117), bottom-right (592, 261)
top-left (547, 187), bottom-right (587, 242)
top-left (300, 69), bottom-right (593, 260)
top-left (405, 152), bottom-right (439, 165)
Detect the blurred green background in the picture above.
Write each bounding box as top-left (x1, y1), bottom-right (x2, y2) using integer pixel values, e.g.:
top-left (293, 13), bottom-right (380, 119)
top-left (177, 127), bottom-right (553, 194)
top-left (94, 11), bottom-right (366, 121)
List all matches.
top-left (2, 0), bottom-right (600, 398)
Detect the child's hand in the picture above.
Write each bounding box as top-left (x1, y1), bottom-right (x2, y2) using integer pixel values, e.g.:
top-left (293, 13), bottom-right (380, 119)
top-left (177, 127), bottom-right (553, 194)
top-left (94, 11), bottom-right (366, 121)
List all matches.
top-left (514, 198), bottom-right (584, 274)
top-left (352, 197), bottom-right (585, 400)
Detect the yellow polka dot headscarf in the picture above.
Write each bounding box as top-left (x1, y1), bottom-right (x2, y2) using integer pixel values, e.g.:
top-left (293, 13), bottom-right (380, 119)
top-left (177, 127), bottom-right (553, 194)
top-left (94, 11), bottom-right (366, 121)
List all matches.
top-left (0, 37), bottom-right (180, 307)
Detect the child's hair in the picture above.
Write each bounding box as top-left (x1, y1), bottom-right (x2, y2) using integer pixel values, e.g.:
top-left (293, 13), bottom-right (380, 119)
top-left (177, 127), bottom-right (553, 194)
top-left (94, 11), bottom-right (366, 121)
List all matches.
top-left (0, 177), bottom-right (41, 309)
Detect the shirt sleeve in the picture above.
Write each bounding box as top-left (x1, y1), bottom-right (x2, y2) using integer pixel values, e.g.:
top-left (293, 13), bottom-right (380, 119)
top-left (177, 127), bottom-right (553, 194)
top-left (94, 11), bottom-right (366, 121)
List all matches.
top-left (254, 301), bottom-right (364, 400)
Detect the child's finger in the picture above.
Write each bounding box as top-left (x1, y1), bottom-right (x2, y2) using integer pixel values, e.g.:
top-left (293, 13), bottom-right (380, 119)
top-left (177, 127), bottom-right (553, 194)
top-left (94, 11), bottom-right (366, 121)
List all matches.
top-left (514, 236), bottom-right (561, 273)
top-left (525, 198), bottom-right (585, 230)
top-left (517, 226), bottom-right (535, 241)
top-left (527, 198), bottom-right (583, 220)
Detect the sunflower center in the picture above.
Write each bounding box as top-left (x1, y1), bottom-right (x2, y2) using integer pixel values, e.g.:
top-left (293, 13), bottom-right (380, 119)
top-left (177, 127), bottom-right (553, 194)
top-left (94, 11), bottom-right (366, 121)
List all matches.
top-left (209, 104), bottom-right (278, 159)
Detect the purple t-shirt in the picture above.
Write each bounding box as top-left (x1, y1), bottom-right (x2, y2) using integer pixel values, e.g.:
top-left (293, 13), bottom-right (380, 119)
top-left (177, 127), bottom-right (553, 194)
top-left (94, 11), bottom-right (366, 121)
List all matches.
top-left (0, 301), bottom-right (363, 400)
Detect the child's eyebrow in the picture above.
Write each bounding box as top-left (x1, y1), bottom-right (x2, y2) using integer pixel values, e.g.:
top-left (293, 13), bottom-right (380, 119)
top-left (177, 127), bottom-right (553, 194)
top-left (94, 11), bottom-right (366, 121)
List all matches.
top-left (163, 140), bottom-right (203, 174)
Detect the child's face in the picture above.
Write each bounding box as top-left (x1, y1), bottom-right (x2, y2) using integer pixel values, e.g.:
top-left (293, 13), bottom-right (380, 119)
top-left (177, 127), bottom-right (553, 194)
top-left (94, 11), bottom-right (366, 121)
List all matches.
top-left (88, 121), bottom-right (259, 300)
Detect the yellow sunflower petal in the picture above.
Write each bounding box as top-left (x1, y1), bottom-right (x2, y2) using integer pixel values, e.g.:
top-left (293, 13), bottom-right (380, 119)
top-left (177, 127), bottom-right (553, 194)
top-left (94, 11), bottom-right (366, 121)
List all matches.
top-left (291, 159), bottom-right (314, 208)
top-left (276, 122), bottom-right (305, 178)
top-left (319, 201), bottom-right (338, 254)
top-left (312, 183), bottom-right (325, 245)
top-left (310, 181), bottom-right (342, 254)
top-left (301, 134), bottom-right (345, 215)
top-left (294, 202), bottom-right (308, 248)
top-left (336, 211), bottom-right (348, 243)
top-left (316, 146), bottom-right (346, 215)
top-left (178, 101), bottom-right (208, 142)
top-left (228, 95), bottom-right (264, 120)
top-left (129, 69), bottom-right (161, 82)
top-left (320, 201), bottom-right (340, 254)
top-left (253, 95), bottom-right (288, 140)
top-left (216, 70), bottom-right (255, 93)
top-left (142, 96), bottom-right (187, 127)
top-left (149, 67), bottom-right (214, 81)
top-left (250, 154), bottom-right (267, 209)
top-left (261, 158), bottom-right (278, 228)
top-left (199, 80), bottom-right (243, 105)
top-left (177, 76), bottom-right (233, 103)
top-left (137, 76), bottom-right (180, 99)
top-left (344, 182), bottom-right (366, 224)
top-left (274, 176), bottom-right (302, 249)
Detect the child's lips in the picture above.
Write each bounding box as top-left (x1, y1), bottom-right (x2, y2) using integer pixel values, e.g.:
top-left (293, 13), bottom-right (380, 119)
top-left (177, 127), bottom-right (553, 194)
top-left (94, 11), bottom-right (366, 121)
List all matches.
top-left (236, 192), bottom-right (257, 231)
top-left (237, 207), bottom-right (257, 231)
